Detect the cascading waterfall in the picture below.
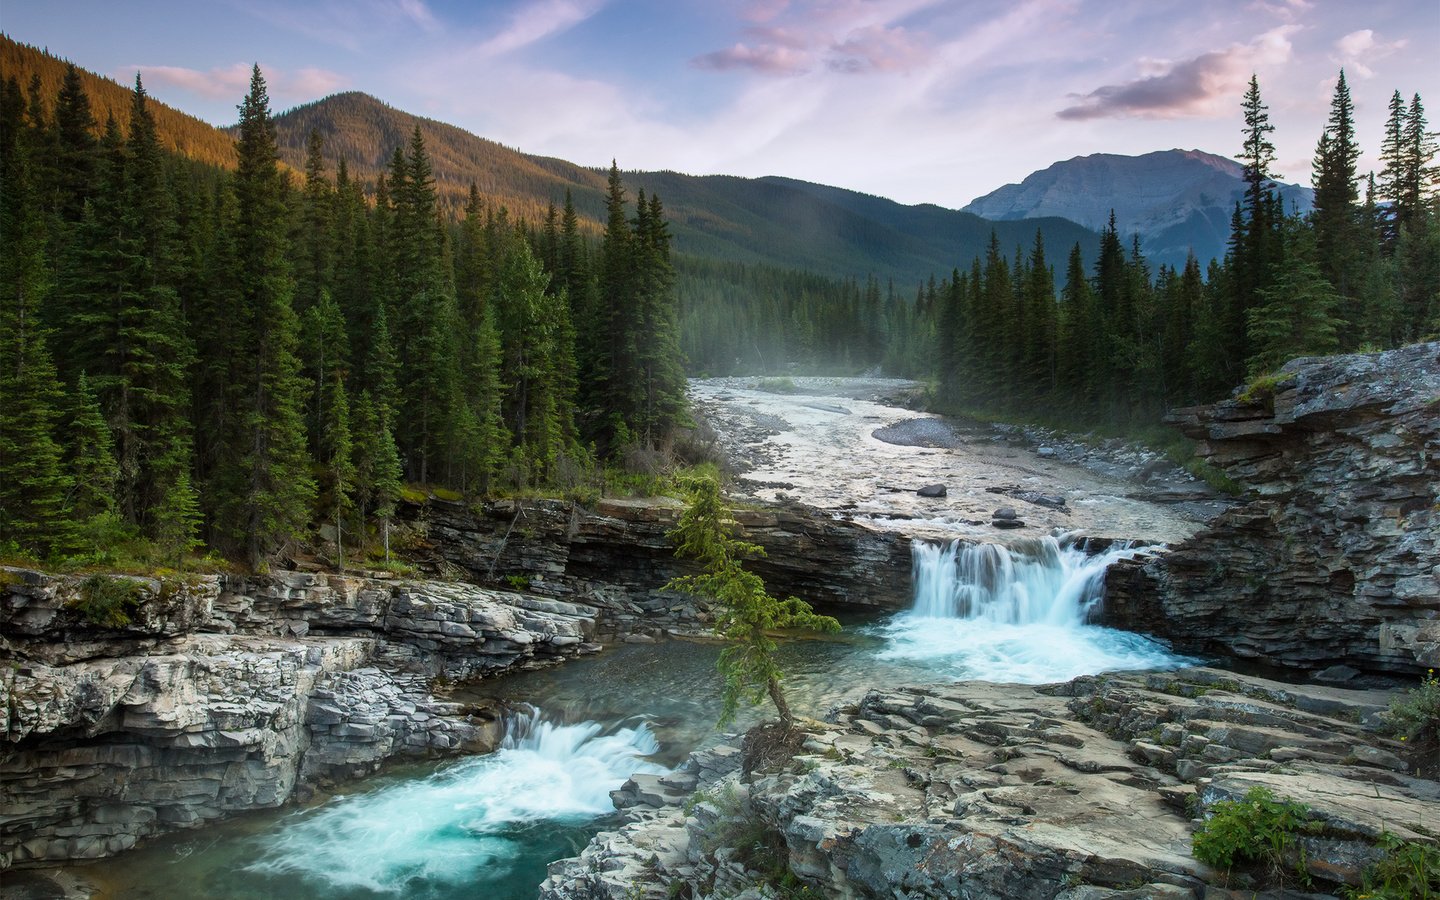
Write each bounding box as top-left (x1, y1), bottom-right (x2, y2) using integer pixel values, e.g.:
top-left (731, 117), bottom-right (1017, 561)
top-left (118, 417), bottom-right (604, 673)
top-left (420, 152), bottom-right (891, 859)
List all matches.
top-left (880, 535), bottom-right (1188, 683)
top-left (909, 536), bottom-right (1126, 624)
top-left (243, 710), bottom-right (663, 897)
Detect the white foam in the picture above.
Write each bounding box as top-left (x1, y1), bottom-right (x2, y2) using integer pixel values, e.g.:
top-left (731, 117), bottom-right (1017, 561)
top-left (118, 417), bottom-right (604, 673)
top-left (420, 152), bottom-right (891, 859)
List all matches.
top-left (245, 711), bottom-right (662, 894)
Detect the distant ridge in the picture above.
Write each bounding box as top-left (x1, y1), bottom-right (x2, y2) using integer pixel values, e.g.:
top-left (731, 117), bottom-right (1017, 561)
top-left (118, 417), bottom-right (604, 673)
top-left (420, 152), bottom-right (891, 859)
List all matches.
top-left (1, 34), bottom-right (238, 168)
top-left (264, 91), bottom-right (1101, 285)
top-left (3, 34), bottom-right (1102, 285)
top-left (963, 149), bottom-right (1314, 269)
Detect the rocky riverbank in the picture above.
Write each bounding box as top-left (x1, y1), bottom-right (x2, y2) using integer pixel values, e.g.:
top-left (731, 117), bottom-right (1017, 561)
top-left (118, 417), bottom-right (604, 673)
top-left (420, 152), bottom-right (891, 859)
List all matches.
top-left (0, 567), bottom-right (598, 868)
top-left (403, 494), bottom-right (913, 629)
top-left (1103, 342), bottom-right (1440, 675)
top-left (540, 667), bottom-right (1435, 900)
top-left (0, 496), bottom-right (911, 872)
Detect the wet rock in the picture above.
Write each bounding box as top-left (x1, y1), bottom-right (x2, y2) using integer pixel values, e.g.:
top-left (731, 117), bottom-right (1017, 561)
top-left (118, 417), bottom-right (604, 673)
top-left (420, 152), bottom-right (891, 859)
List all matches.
top-left (993, 507), bottom-right (1017, 520)
top-left (1103, 342), bottom-right (1440, 675)
top-left (916, 484), bottom-right (947, 498)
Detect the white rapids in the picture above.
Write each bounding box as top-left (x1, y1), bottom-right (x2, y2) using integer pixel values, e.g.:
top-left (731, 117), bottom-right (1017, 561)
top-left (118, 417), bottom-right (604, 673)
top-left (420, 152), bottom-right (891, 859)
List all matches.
top-left (876, 536), bottom-right (1190, 683)
top-left (243, 711), bottom-right (663, 895)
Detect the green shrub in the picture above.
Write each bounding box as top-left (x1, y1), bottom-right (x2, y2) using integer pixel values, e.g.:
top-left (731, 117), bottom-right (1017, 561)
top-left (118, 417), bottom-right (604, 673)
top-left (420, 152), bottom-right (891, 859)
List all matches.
top-left (69, 575), bottom-right (144, 627)
top-left (505, 574), bottom-right (531, 591)
top-left (1345, 832), bottom-right (1440, 899)
top-left (754, 377), bottom-right (797, 394)
top-left (1385, 669), bottom-right (1440, 746)
top-left (1192, 786), bottom-right (1320, 882)
top-left (1236, 371), bottom-right (1297, 405)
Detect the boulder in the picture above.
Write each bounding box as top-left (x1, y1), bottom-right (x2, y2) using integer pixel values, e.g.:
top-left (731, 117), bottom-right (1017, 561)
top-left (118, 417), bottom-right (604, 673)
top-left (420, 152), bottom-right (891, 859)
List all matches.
top-left (916, 484), bottom-right (947, 498)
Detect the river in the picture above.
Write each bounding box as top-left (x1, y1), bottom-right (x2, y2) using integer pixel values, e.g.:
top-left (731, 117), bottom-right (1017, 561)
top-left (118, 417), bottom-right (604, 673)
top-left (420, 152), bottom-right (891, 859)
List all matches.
top-left (74, 379), bottom-right (1202, 899)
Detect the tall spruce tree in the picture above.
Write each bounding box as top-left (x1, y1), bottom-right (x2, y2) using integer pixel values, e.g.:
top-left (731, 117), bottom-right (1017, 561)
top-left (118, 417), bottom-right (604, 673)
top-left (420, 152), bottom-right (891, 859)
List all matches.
top-left (1311, 70), bottom-right (1364, 333)
top-left (213, 65), bottom-right (315, 567)
top-left (0, 144), bottom-right (77, 557)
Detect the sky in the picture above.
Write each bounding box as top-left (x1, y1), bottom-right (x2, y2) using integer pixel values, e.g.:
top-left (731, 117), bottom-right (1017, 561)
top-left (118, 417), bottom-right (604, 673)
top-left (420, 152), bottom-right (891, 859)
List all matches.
top-left (6, 0), bottom-right (1438, 208)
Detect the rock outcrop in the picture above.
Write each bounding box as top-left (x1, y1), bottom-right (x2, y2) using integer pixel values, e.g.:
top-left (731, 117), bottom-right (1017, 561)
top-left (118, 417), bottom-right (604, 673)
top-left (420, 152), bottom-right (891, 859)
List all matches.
top-left (406, 495), bottom-right (913, 635)
top-left (540, 668), bottom-right (1435, 900)
top-left (0, 568), bottom-right (597, 868)
top-left (1103, 343), bottom-right (1440, 675)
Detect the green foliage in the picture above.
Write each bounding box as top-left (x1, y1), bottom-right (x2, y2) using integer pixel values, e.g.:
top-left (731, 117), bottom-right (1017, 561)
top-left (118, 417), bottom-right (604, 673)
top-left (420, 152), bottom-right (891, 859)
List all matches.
top-left (1236, 371), bottom-right (1297, 404)
top-left (1345, 832), bottom-right (1440, 900)
top-left (1192, 786), bottom-right (1321, 883)
top-left (666, 474), bottom-right (839, 728)
top-left (1384, 669), bottom-right (1440, 747)
top-left (69, 574), bottom-right (143, 627)
top-left (754, 377), bottom-right (798, 394)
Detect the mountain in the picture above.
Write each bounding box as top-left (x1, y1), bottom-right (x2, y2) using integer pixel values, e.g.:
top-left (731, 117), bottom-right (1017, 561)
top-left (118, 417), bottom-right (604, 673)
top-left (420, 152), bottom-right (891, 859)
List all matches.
top-left (962, 149), bottom-right (1314, 270)
top-left (4, 34), bottom-right (1099, 286)
top-left (1, 35), bottom-right (237, 168)
top-left (266, 92), bottom-right (1100, 286)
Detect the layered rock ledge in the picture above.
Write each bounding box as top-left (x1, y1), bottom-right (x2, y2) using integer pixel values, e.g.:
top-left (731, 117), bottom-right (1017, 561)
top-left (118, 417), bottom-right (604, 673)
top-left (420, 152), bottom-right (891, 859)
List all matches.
top-left (540, 668), bottom-right (1434, 900)
top-left (0, 568), bottom-right (598, 868)
top-left (405, 495), bottom-right (913, 631)
top-left (1103, 342), bottom-right (1440, 674)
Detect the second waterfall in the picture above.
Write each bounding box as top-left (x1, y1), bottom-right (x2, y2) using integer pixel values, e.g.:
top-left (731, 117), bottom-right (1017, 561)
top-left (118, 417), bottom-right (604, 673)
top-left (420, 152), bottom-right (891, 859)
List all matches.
top-left (878, 536), bottom-right (1189, 683)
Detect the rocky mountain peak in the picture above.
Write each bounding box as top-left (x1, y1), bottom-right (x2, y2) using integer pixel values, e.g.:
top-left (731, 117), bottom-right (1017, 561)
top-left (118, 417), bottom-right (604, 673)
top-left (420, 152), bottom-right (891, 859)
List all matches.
top-left (963, 148), bottom-right (1314, 269)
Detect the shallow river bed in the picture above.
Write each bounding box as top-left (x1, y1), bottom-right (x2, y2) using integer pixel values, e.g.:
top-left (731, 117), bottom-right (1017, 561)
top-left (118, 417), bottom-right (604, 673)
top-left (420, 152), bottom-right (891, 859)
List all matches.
top-left (691, 376), bottom-right (1211, 543)
top-left (68, 378), bottom-right (1209, 899)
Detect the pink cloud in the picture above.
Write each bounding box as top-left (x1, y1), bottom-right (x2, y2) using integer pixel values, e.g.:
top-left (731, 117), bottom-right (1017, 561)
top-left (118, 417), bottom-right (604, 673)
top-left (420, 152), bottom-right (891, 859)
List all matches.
top-left (744, 25), bottom-right (811, 50)
top-left (128, 63), bottom-right (252, 100)
top-left (1333, 29), bottom-right (1407, 79)
top-left (827, 24), bottom-right (928, 74)
top-left (127, 63), bottom-right (350, 108)
top-left (1057, 27), bottom-right (1294, 121)
top-left (692, 43), bottom-right (812, 76)
top-left (742, 0), bottom-right (791, 23)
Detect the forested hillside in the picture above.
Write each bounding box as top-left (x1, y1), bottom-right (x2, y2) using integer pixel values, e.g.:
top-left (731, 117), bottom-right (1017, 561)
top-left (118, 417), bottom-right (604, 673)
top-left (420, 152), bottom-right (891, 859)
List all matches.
top-left (1, 65), bottom-right (686, 569)
top-left (1, 36), bottom-right (237, 167)
top-left (924, 74), bottom-right (1438, 430)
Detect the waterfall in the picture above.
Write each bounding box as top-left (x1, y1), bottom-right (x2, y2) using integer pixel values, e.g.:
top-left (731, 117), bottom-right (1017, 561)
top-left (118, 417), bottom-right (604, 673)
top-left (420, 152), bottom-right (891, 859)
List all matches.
top-left (879, 535), bottom-right (1187, 683)
top-left (245, 710), bottom-right (662, 895)
top-left (909, 536), bottom-right (1128, 624)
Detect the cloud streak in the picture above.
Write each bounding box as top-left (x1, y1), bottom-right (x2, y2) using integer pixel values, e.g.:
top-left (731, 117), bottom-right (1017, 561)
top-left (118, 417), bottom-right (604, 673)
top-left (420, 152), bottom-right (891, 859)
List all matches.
top-left (128, 63), bottom-right (348, 108)
top-left (472, 0), bottom-right (606, 58)
top-left (1057, 27), bottom-right (1295, 121)
top-left (233, 0), bottom-right (440, 52)
top-left (1333, 29), bottom-right (1407, 79)
top-left (692, 42), bottom-right (811, 75)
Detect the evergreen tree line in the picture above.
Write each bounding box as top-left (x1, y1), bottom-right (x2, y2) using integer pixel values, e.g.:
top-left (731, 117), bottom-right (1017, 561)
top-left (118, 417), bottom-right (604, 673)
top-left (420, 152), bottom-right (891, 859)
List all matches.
top-left (928, 72), bottom-right (1438, 425)
top-left (0, 64), bottom-right (686, 568)
top-left (676, 256), bottom-right (929, 378)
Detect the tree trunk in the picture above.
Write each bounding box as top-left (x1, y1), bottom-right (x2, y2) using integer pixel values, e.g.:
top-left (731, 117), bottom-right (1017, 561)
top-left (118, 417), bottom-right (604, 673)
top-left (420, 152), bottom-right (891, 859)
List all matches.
top-left (767, 675), bottom-right (793, 731)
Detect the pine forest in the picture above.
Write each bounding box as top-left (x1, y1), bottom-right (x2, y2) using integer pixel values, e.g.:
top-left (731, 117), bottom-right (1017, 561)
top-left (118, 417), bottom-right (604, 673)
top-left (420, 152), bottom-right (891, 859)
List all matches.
top-left (1, 61), bottom-right (1436, 571)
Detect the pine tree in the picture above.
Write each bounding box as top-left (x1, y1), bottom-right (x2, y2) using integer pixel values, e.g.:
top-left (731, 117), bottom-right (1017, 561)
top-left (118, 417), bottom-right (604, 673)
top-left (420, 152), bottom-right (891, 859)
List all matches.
top-left (294, 129), bottom-right (334, 314)
top-left (0, 145), bottom-right (77, 557)
top-left (52, 63), bottom-right (98, 226)
top-left (351, 389), bottom-right (402, 563)
top-left (632, 190), bottom-right (686, 447)
top-left (213, 65), bottom-right (316, 567)
top-left (1377, 90), bottom-right (1409, 249)
top-left (1246, 223), bottom-right (1342, 375)
top-left (63, 371), bottom-right (119, 523)
top-left (319, 371), bottom-right (355, 570)
top-left (666, 474), bottom-right (839, 729)
top-left (119, 75), bottom-right (198, 535)
top-left (390, 126), bottom-right (460, 484)
top-left (1310, 70), bottom-right (1365, 335)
